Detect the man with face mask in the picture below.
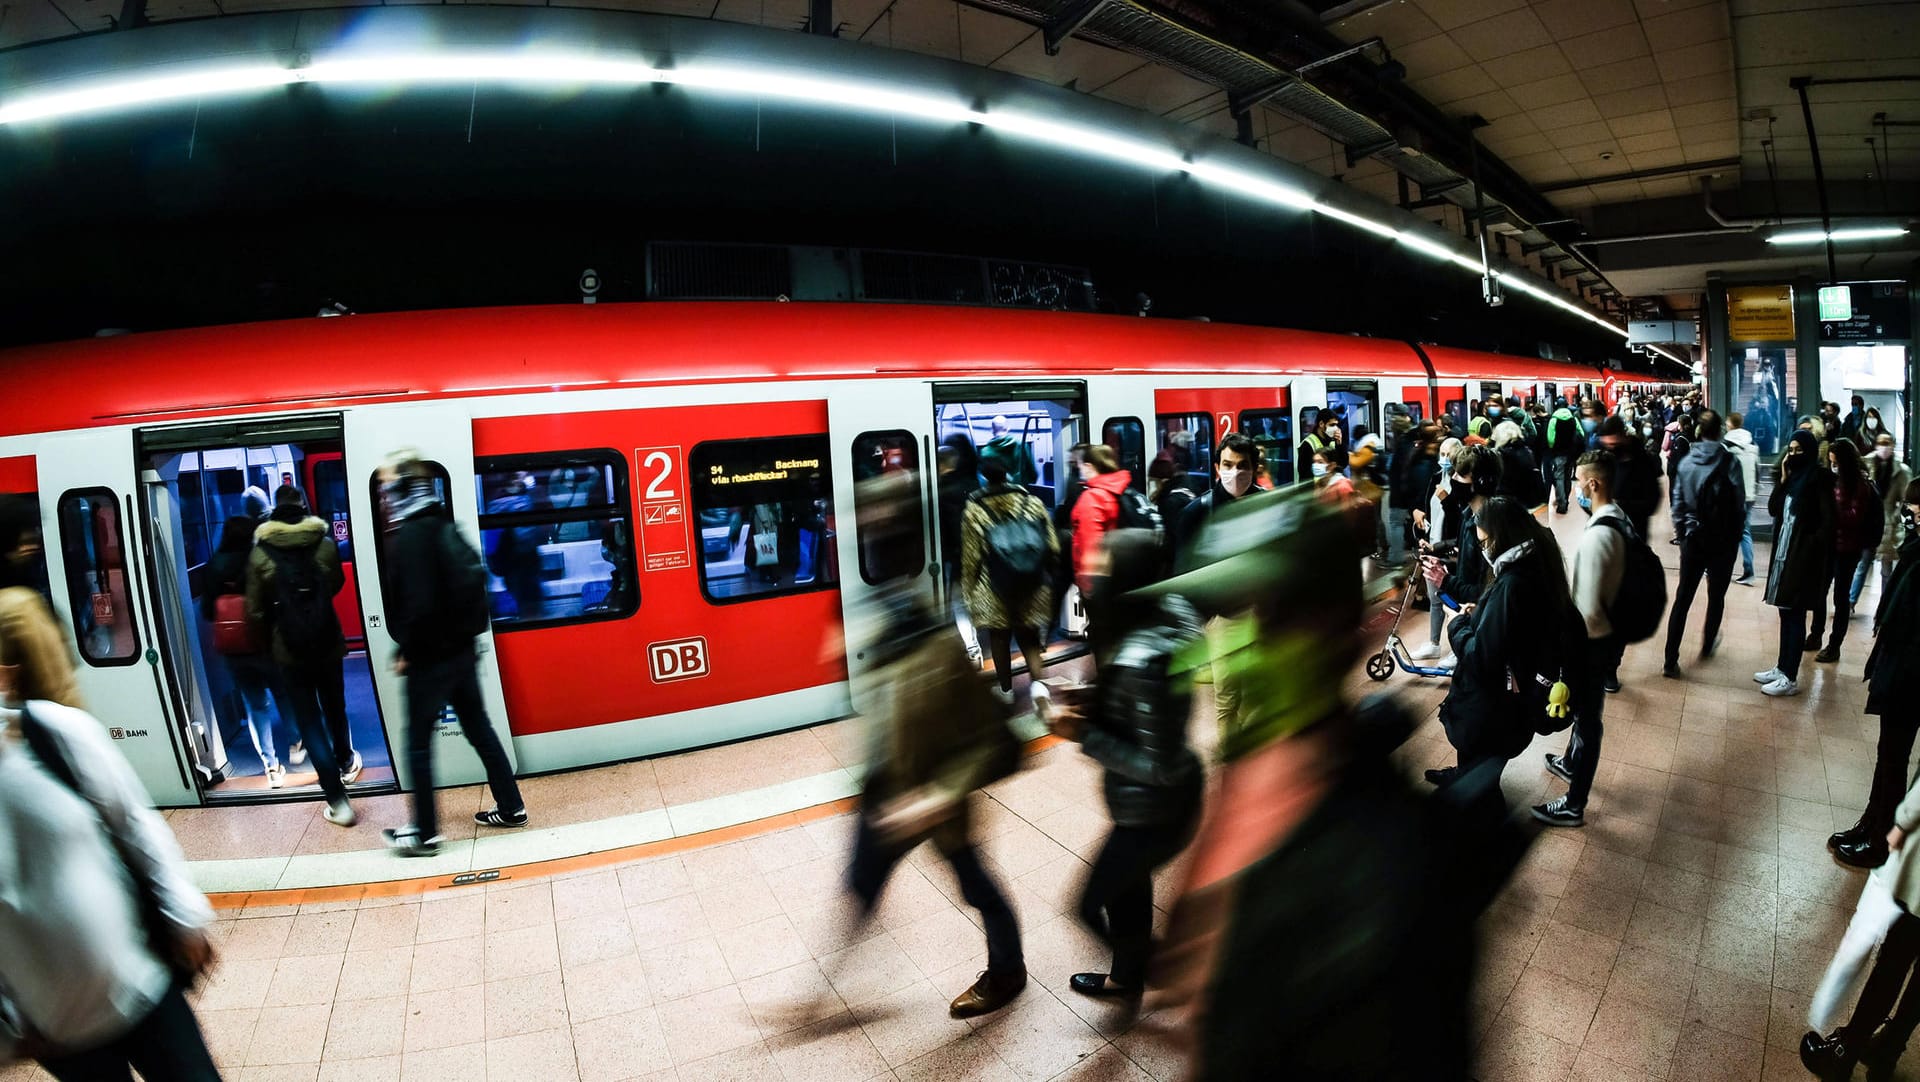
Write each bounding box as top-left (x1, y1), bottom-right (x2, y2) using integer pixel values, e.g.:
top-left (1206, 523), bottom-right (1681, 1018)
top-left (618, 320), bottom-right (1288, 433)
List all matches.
top-left (1177, 434), bottom-right (1260, 735)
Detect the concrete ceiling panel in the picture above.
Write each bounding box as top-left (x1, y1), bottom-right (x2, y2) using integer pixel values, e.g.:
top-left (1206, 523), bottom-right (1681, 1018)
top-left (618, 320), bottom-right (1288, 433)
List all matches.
top-left (1562, 24), bottom-right (1653, 70)
top-left (1548, 119), bottom-right (1619, 148)
top-left (1624, 146), bottom-right (1691, 170)
top-left (1392, 32), bottom-right (1477, 74)
top-left (1328, 0), bottom-right (1446, 46)
top-left (1091, 62), bottom-right (1216, 114)
top-left (1669, 98), bottom-right (1737, 129)
top-left (1533, 0), bottom-right (1639, 39)
top-left (1633, 0), bottom-right (1716, 17)
top-left (955, 4), bottom-right (1034, 66)
top-left (987, 33), bottom-right (1139, 89)
top-left (1640, 3), bottom-right (1729, 50)
top-left (1608, 108), bottom-right (1678, 138)
top-left (1662, 70), bottom-right (1735, 106)
top-left (1617, 127), bottom-right (1682, 154)
top-left (1675, 120), bottom-right (1733, 148)
top-left (1452, 8), bottom-right (1551, 62)
top-left (1413, 65), bottom-right (1502, 104)
top-left (1451, 88), bottom-right (1526, 121)
top-left (1482, 43), bottom-right (1574, 87)
top-left (1530, 97), bottom-right (1605, 130)
top-left (1734, 4), bottom-right (1920, 67)
top-left (1655, 38), bottom-right (1734, 77)
top-left (1579, 54), bottom-right (1663, 95)
top-left (1565, 141), bottom-right (1627, 171)
top-left (1412, 0), bottom-right (1530, 33)
top-left (1507, 72), bottom-right (1593, 108)
top-left (1593, 85), bottom-right (1671, 120)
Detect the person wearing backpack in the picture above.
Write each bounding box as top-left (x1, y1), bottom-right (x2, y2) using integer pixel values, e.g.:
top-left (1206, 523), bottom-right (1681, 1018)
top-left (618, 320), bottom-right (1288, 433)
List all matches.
top-left (377, 450), bottom-right (527, 857)
top-left (960, 440), bottom-right (1059, 705)
top-left (1544, 398), bottom-right (1584, 514)
top-left (245, 485), bottom-right (356, 827)
top-left (1662, 410), bottom-right (1746, 679)
top-left (1070, 443), bottom-right (1133, 597)
top-left (1535, 451), bottom-right (1631, 826)
top-left (199, 515), bottom-right (292, 788)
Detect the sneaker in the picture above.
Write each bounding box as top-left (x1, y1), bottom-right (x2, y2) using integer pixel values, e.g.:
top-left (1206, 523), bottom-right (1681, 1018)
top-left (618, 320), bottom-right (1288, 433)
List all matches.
top-left (1603, 677), bottom-right (1621, 694)
top-left (323, 799), bottom-right (357, 828)
top-left (340, 750), bottom-right (364, 785)
top-left (266, 764), bottom-right (286, 790)
top-left (1755, 667), bottom-right (1785, 684)
top-left (383, 827), bottom-right (442, 857)
top-left (1424, 766), bottom-right (1458, 786)
top-left (289, 740), bottom-right (308, 767)
top-left (1436, 653), bottom-right (1457, 671)
top-left (1409, 640), bottom-right (1442, 661)
top-left (1735, 572), bottom-right (1755, 586)
top-left (1662, 661), bottom-right (1683, 679)
top-left (1531, 796), bottom-right (1585, 827)
top-left (475, 808), bottom-right (529, 829)
top-left (1544, 753), bottom-right (1573, 784)
top-left (1762, 676), bottom-right (1801, 698)
top-left (1815, 645), bottom-right (1840, 664)
top-left (991, 686), bottom-right (1015, 706)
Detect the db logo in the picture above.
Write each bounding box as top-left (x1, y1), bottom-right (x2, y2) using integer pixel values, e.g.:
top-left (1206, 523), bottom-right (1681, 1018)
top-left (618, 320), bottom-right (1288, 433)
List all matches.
top-left (648, 637), bottom-right (710, 683)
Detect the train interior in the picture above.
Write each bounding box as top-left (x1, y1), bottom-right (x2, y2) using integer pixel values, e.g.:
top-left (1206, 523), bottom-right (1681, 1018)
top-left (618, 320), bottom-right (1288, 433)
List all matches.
top-left (692, 435), bottom-right (837, 601)
top-left (149, 440), bottom-right (395, 802)
top-left (475, 455), bottom-right (637, 621)
top-left (934, 391), bottom-right (1088, 665)
top-left (1325, 380), bottom-right (1379, 450)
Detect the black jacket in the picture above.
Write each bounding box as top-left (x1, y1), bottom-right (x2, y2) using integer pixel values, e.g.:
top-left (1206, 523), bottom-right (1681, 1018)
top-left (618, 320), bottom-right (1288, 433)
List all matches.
top-left (1495, 444), bottom-right (1547, 510)
top-left (1441, 543), bottom-right (1575, 763)
top-left (1390, 446), bottom-right (1433, 511)
top-left (1612, 440), bottom-right (1663, 530)
top-left (1438, 506), bottom-right (1486, 606)
top-left (1867, 531), bottom-right (1920, 713)
top-left (386, 508), bottom-right (481, 666)
top-left (1176, 481), bottom-right (1239, 556)
top-left (1083, 596), bottom-right (1204, 828)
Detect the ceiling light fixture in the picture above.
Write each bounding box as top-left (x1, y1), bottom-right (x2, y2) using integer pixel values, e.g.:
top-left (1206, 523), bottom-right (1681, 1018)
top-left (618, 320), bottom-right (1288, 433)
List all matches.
top-left (0, 49), bottom-right (1629, 337)
top-left (1767, 226), bottom-right (1909, 245)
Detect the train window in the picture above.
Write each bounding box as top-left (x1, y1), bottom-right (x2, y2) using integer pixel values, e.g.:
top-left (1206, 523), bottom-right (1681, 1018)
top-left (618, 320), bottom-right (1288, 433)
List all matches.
top-left (56, 489), bottom-right (140, 666)
top-left (852, 431), bottom-right (925, 585)
top-left (309, 458), bottom-right (353, 564)
top-left (1444, 397), bottom-right (1468, 436)
top-left (1101, 418), bottom-right (1146, 492)
top-left (1238, 410), bottom-right (1293, 487)
top-left (471, 451), bottom-right (638, 629)
top-left (1155, 414), bottom-right (1213, 498)
top-left (1402, 401), bottom-right (1425, 424)
top-left (690, 435), bottom-right (837, 604)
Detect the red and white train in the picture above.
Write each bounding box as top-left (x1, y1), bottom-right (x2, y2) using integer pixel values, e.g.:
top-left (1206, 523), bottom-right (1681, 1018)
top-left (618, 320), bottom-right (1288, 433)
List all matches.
top-left (0, 302), bottom-right (1610, 807)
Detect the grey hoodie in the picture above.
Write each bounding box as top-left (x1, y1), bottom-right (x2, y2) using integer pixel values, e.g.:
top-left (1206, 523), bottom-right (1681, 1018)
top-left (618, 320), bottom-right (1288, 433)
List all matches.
top-left (1723, 428), bottom-right (1760, 502)
top-left (1674, 440), bottom-right (1745, 543)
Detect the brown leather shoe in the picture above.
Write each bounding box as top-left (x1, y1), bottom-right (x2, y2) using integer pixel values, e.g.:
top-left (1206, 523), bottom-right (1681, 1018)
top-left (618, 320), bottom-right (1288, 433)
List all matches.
top-left (949, 969), bottom-right (1026, 1018)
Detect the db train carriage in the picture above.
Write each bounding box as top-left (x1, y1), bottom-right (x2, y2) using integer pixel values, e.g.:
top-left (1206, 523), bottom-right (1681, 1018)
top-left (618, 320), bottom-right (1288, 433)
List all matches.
top-left (0, 302), bottom-right (1607, 807)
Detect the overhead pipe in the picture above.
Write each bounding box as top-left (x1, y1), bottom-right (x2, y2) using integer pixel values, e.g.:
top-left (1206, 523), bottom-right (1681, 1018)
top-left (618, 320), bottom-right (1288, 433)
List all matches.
top-left (1791, 75), bottom-right (1840, 285)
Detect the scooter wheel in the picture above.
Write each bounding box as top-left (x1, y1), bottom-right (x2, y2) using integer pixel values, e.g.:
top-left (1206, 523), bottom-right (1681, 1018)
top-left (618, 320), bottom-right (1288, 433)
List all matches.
top-left (1366, 652), bottom-right (1394, 681)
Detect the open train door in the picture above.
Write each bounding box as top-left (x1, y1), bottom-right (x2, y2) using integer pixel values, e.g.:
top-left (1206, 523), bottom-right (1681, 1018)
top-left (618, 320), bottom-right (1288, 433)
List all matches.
top-left (35, 428), bottom-right (200, 806)
top-left (827, 380), bottom-right (941, 714)
top-left (343, 404), bottom-right (517, 790)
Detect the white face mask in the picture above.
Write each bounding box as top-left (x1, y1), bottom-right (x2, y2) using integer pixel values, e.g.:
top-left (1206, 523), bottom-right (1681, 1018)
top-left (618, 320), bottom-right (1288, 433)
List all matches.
top-left (1877, 446), bottom-right (1895, 460)
top-left (1219, 467), bottom-right (1251, 497)
top-left (1311, 462), bottom-right (1329, 478)
top-left (1868, 419), bottom-right (1881, 430)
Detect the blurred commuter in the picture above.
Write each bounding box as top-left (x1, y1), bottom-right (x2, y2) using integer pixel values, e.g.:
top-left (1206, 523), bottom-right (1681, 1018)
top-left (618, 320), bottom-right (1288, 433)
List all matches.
top-left (1146, 452), bottom-right (1195, 540)
top-left (961, 441), bottom-right (1058, 705)
top-left (1810, 439), bottom-right (1881, 665)
top-left (202, 515), bottom-right (291, 787)
top-left (1841, 394), bottom-right (1868, 449)
top-left (378, 451), bottom-right (526, 857)
top-left (1415, 445), bottom-right (1501, 667)
top-left (1387, 423), bottom-right (1438, 572)
top-left (1544, 398), bottom-right (1584, 512)
top-left (1663, 410), bottom-right (1745, 678)
top-left (1664, 413), bottom-right (1695, 541)
top-left (1860, 433), bottom-right (1912, 602)
top-left (936, 434), bottom-right (979, 592)
top-left (241, 484), bottom-right (271, 524)
top-left (1296, 414), bottom-right (1342, 481)
top-left (1599, 416), bottom-right (1662, 542)
top-left (1758, 431), bottom-right (1836, 697)
top-left (1863, 406), bottom-right (1891, 449)
top-left (1491, 421), bottom-right (1547, 514)
top-left (1725, 411), bottom-right (1761, 584)
top-left (0, 496), bottom-right (81, 709)
top-left (845, 473), bottom-right (1027, 1017)
top-left (1309, 447), bottom-right (1354, 506)
top-left (247, 485), bottom-right (357, 827)
top-left (1177, 434), bottom-right (1258, 551)
top-left (1430, 496), bottom-right (1577, 791)
top-left (1147, 488), bottom-right (1495, 1081)
top-left (1044, 530), bottom-right (1201, 1003)
top-left (0, 638), bottom-right (220, 1082)
top-left (1535, 451), bottom-right (1628, 826)
top-left (1071, 443), bottom-right (1132, 596)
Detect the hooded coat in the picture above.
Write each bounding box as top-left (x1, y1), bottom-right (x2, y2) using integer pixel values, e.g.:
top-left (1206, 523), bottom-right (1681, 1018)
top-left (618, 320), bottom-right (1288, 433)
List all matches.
top-left (1722, 428), bottom-right (1760, 503)
top-left (245, 514), bottom-right (346, 667)
top-left (1071, 469), bottom-right (1134, 593)
top-left (1672, 439), bottom-right (1745, 548)
top-left (1765, 433), bottom-right (1837, 611)
top-left (959, 483), bottom-right (1059, 631)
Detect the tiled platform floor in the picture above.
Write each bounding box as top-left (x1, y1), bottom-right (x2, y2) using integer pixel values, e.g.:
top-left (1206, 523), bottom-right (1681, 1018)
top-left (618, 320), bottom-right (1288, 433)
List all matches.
top-left (3, 496), bottom-right (1914, 1081)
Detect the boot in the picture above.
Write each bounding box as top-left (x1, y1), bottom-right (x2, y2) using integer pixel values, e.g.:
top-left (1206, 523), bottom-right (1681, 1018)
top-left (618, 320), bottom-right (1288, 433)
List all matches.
top-left (1802, 1030), bottom-right (1864, 1082)
top-left (1816, 642), bottom-right (1842, 664)
top-left (1831, 819), bottom-right (1873, 851)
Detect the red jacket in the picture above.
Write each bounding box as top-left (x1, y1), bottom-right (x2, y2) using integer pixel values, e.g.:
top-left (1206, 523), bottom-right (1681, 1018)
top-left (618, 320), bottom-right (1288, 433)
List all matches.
top-left (1072, 469), bottom-right (1133, 592)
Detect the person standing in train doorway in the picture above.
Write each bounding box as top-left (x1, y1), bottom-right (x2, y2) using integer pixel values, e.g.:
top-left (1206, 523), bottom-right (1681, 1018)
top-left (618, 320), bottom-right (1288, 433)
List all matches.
top-left (376, 450), bottom-right (528, 857)
top-left (246, 485), bottom-right (358, 829)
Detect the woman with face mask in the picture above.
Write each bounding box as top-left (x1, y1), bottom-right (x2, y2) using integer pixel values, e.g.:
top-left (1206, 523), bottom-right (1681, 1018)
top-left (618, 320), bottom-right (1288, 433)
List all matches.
top-left (1812, 440), bottom-right (1880, 665)
top-left (1759, 431), bottom-right (1838, 696)
top-left (1857, 434), bottom-right (1912, 604)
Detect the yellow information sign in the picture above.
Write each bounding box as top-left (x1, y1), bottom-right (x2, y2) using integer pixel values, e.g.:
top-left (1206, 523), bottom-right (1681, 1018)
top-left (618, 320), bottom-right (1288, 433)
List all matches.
top-left (1728, 285), bottom-right (1795, 341)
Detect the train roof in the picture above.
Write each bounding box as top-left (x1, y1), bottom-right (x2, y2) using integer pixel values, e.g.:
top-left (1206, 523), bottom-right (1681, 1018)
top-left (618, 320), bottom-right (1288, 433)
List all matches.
top-left (0, 302), bottom-right (1604, 438)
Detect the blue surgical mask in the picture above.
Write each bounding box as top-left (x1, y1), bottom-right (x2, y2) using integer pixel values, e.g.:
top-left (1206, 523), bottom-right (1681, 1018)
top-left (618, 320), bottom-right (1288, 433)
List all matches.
top-left (1489, 407), bottom-right (1502, 418)
top-left (1577, 493), bottom-right (1592, 513)
top-left (1311, 462), bottom-right (1329, 478)
top-left (1582, 419), bottom-right (1599, 434)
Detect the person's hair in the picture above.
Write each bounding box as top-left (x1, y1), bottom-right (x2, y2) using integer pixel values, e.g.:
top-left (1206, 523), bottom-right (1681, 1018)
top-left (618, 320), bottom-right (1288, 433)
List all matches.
top-left (1491, 420), bottom-right (1524, 448)
top-left (1906, 478), bottom-right (1920, 505)
top-left (1677, 414), bottom-right (1695, 436)
top-left (1728, 411), bottom-right (1744, 430)
top-left (1217, 432), bottom-right (1259, 467)
top-left (1853, 395), bottom-right (1865, 406)
top-left (1597, 415), bottom-right (1628, 439)
top-left (1507, 396), bottom-right (1524, 408)
top-left (1147, 451), bottom-right (1177, 481)
top-left (381, 447), bottom-right (433, 481)
top-left (1695, 410), bottom-right (1724, 442)
top-left (1831, 438), bottom-right (1868, 497)
top-left (1323, 446), bottom-right (1349, 472)
top-left (1454, 443), bottom-right (1502, 488)
top-left (1437, 437), bottom-right (1463, 465)
top-left (1575, 449), bottom-right (1615, 490)
top-left (1876, 432), bottom-right (1895, 448)
top-left (1478, 496), bottom-right (1573, 608)
top-left (981, 460), bottom-right (1009, 484)
top-left (1082, 443), bottom-right (1120, 473)
top-left (217, 515), bottom-right (257, 553)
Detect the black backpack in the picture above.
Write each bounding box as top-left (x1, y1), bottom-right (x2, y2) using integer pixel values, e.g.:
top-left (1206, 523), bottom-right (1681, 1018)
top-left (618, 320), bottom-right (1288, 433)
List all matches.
top-left (1595, 515), bottom-right (1668, 643)
top-left (439, 519), bottom-right (493, 639)
top-left (264, 541), bottom-right (342, 656)
top-left (980, 493), bottom-right (1049, 598)
top-left (1549, 415), bottom-right (1583, 456)
top-left (1114, 486), bottom-right (1166, 547)
top-left (1683, 455), bottom-right (1743, 545)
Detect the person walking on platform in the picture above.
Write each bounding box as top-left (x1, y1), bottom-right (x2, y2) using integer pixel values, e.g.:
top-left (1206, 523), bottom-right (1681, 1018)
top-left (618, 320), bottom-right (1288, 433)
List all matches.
top-left (1544, 398), bottom-right (1583, 513)
top-left (377, 451), bottom-right (527, 857)
top-left (1534, 451), bottom-right (1629, 827)
top-left (1861, 433), bottom-right (1912, 602)
top-left (1811, 439), bottom-right (1881, 666)
top-left (1598, 417), bottom-right (1661, 543)
top-left (1725, 412), bottom-right (1761, 585)
top-left (0, 496), bottom-right (83, 709)
top-left (1663, 411), bottom-right (1746, 678)
top-left (1758, 431), bottom-right (1836, 698)
top-left (0, 639), bottom-right (221, 1082)
top-left (1045, 529), bottom-right (1201, 1004)
top-left (960, 441), bottom-right (1059, 706)
top-left (1175, 433), bottom-right (1259, 737)
top-left (1830, 480), bottom-right (1920, 871)
top-left (246, 485), bottom-right (357, 828)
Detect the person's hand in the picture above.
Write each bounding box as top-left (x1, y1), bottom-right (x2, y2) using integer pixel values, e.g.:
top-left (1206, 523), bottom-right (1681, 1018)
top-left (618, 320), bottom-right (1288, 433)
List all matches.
top-left (176, 929), bottom-right (218, 978)
top-left (392, 656), bottom-right (408, 675)
top-left (1459, 603), bottom-right (1475, 617)
top-left (1892, 826), bottom-right (1907, 853)
top-left (1410, 511), bottom-right (1428, 532)
top-left (1421, 558), bottom-right (1446, 587)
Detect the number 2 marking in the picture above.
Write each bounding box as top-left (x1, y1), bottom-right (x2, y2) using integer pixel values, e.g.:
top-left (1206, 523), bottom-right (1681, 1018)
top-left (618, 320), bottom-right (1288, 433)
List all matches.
top-left (644, 451), bottom-right (676, 499)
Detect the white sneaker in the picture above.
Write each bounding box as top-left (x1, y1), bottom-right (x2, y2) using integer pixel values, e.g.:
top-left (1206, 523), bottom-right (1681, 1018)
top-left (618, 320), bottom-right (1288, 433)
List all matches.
top-left (323, 800), bottom-right (357, 827)
top-left (1754, 667), bottom-right (1784, 684)
top-left (1762, 676), bottom-right (1800, 697)
top-left (1437, 653), bottom-right (1457, 670)
top-left (289, 740), bottom-right (308, 767)
top-left (266, 764), bottom-right (286, 790)
top-left (1409, 641), bottom-right (1442, 660)
top-left (341, 750), bottom-right (363, 785)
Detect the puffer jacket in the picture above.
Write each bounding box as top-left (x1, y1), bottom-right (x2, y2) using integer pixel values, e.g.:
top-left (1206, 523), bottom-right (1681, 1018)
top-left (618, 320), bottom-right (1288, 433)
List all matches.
top-left (1082, 595), bottom-right (1204, 828)
top-left (1441, 542), bottom-right (1576, 764)
top-left (245, 515), bottom-right (346, 666)
top-left (1723, 429), bottom-right (1760, 503)
top-left (1072, 470), bottom-right (1133, 593)
top-left (959, 484), bottom-right (1058, 631)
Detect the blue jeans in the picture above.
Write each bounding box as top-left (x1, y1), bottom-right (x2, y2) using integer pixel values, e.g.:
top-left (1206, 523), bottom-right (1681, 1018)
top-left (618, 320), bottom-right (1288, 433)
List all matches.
top-left (1739, 502), bottom-right (1754, 579)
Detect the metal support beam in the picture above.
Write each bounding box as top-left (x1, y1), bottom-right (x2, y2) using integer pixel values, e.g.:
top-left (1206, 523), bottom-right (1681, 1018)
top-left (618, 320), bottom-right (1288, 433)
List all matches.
top-left (1791, 75), bottom-right (1840, 286)
top-left (1229, 77), bottom-right (1296, 118)
top-left (1344, 137), bottom-right (1397, 167)
top-left (807, 0), bottom-right (833, 35)
top-left (1044, 0), bottom-right (1110, 56)
top-left (1419, 176), bottom-right (1470, 199)
top-left (116, 0), bottom-right (146, 29)
top-left (1532, 156), bottom-right (1741, 195)
top-left (1235, 110), bottom-right (1254, 147)
top-left (1522, 239), bottom-right (1555, 256)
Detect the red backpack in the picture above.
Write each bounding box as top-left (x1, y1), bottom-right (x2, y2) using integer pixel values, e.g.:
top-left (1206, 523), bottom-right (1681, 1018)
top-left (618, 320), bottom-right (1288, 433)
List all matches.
top-left (211, 592), bottom-right (263, 656)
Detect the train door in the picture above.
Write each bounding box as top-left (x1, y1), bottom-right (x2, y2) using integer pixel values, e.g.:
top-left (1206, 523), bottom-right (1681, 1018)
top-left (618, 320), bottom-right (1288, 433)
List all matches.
top-left (1325, 379), bottom-right (1380, 452)
top-left (344, 404), bottom-right (516, 791)
top-left (35, 428), bottom-right (199, 807)
top-left (829, 381), bottom-right (940, 705)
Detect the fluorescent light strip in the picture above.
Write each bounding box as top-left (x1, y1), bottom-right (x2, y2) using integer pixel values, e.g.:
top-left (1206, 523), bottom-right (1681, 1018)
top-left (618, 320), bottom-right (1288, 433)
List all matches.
top-left (0, 50), bottom-right (1626, 337)
top-left (1767, 226), bottom-right (1909, 245)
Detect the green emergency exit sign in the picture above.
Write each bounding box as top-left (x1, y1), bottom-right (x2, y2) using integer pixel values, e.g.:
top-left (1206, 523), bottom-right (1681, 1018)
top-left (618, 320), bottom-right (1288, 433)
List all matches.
top-left (1818, 286), bottom-right (1852, 321)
